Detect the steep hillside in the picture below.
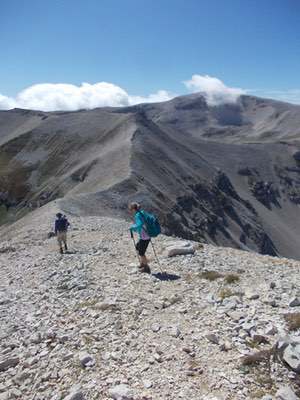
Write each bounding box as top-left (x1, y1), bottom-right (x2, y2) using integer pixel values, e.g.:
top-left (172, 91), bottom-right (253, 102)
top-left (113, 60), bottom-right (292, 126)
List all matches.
top-left (1, 94), bottom-right (300, 259)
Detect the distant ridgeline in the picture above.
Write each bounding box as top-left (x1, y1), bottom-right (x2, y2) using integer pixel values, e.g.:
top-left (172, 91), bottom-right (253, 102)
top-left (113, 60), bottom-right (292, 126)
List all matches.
top-left (1, 96), bottom-right (300, 259)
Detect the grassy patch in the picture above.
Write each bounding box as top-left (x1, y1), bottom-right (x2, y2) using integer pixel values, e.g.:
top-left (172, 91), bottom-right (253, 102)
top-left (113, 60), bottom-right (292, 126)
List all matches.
top-left (284, 312), bottom-right (300, 331)
top-left (241, 348), bottom-right (276, 398)
top-left (241, 349), bottom-right (273, 366)
top-left (224, 273), bottom-right (240, 284)
top-left (218, 288), bottom-right (235, 299)
top-left (194, 243), bottom-right (204, 250)
top-left (246, 335), bottom-right (269, 350)
top-left (200, 270), bottom-right (224, 281)
top-left (183, 273), bottom-right (194, 283)
top-left (75, 298), bottom-right (98, 309)
top-left (83, 335), bottom-right (95, 345)
top-left (245, 339), bottom-right (261, 350)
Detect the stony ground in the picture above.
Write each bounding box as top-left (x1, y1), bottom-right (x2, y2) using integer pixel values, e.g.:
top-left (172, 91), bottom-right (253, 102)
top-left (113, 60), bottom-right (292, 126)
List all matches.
top-left (1, 204), bottom-right (300, 400)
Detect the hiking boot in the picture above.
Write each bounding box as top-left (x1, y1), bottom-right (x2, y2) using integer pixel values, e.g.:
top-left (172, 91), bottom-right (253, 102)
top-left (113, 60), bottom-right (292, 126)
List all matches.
top-left (59, 248), bottom-right (63, 254)
top-left (64, 244), bottom-right (68, 251)
top-left (139, 264), bottom-right (151, 274)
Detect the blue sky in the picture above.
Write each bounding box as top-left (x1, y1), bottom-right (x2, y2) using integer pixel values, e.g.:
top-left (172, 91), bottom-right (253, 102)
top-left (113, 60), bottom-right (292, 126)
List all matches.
top-left (0, 0), bottom-right (300, 109)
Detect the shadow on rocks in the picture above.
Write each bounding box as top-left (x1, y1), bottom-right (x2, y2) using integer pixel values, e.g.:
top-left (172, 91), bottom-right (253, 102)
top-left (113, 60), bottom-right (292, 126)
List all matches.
top-left (152, 272), bottom-right (181, 281)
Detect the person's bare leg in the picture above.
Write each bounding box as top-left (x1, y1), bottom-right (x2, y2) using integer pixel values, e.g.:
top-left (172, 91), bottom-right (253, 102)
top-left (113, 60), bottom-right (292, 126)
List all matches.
top-left (140, 255), bottom-right (148, 267)
top-left (139, 255), bottom-right (150, 273)
top-left (57, 235), bottom-right (63, 254)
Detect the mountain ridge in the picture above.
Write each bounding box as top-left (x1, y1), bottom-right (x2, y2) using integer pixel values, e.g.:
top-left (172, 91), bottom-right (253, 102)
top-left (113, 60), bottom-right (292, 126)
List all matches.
top-left (1, 93), bottom-right (300, 259)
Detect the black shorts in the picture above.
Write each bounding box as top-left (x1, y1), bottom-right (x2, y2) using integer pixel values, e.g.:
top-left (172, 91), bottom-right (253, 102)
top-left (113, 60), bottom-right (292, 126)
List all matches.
top-left (136, 239), bottom-right (150, 256)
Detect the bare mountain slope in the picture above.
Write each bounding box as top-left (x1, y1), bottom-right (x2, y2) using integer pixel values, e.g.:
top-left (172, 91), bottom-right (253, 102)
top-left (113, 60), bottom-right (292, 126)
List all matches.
top-left (1, 94), bottom-right (300, 259)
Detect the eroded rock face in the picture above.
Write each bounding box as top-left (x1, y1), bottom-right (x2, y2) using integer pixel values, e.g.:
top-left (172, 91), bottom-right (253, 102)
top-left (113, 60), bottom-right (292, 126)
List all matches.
top-left (250, 181), bottom-right (281, 209)
top-left (166, 174), bottom-right (278, 257)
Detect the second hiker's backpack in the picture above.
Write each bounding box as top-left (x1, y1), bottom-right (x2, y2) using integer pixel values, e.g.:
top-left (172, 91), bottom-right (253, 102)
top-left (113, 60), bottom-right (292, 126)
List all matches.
top-left (57, 217), bottom-right (69, 232)
top-left (139, 210), bottom-right (161, 237)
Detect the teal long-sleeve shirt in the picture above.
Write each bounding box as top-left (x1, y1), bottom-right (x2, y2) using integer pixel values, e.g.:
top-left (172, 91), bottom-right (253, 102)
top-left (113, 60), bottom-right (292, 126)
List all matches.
top-left (130, 211), bottom-right (149, 240)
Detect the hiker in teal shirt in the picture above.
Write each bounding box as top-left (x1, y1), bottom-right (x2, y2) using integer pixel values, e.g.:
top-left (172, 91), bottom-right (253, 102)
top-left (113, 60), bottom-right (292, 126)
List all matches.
top-left (129, 202), bottom-right (151, 274)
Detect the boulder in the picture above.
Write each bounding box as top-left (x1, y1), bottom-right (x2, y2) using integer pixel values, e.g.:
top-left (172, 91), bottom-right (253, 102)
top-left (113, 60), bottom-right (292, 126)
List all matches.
top-left (169, 326), bottom-right (181, 338)
top-left (289, 298), bottom-right (300, 307)
top-left (143, 380), bottom-right (153, 389)
top-left (220, 340), bottom-right (232, 352)
top-left (108, 384), bottom-right (134, 400)
top-left (275, 386), bottom-right (298, 400)
top-left (222, 296), bottom-right (240, 311)
top-left (151, 323), bottom-right (161, 333)
top-left (206, 333), bottom-right (219, 345)
top-left (245, 289), bottom-right (260, 300)
top-left (64, 391), bottom-right (85, 400)
top-left (0, 357), bottom-right (19, 372)
top-left (165, 241), bottom-right (195, 257)
top-left (79, 353), bottom-right (95, 368)
top-left (275, 336), bottom-right (300, 373)
top-left (265, 325), bottom-right (278, 336)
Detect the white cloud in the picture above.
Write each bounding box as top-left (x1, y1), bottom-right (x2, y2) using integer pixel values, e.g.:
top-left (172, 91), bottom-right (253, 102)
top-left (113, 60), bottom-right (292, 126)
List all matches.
top-left (0, 82), bottom-right (174, 112)
top-left (5, 75), bottom-right (299, 112)
top-left (130, 90), bottom-right (173, 105)
top-left (0, 94), bottom-right (16, 109)
top-left (183, 74), bottom-right (245, 106)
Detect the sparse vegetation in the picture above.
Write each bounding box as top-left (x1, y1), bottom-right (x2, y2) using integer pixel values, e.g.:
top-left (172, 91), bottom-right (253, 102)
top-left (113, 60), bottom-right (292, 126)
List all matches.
top-left (284, 312), bottom-right (300, 331)
top-left (241, 349), bottom-right (273, 366)
top-left (194, 243), bottom-right (204, 250)
top-left (75, 298), bottom-right (99, 310)
top-left (183, 272), bottom-right (193, 283)
top-left (224, 273), bottom-right (240, 284)
top-left (242, 349), bottom-right (276, 399)
top-left (200, 270), bottom-right (224, 281)
top-left (245, 335), bottom-right (269, 350)
top-left (199, 271), bottom-right (240, 284)
top-left (245, 338), bottom-right (261, 350)
top-left (218, 288), bottom-right (234, 299)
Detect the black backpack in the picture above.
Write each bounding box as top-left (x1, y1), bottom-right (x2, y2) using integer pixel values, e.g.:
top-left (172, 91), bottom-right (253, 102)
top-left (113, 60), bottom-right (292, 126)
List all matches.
top-left (57, 217), bottom-right (68, 232)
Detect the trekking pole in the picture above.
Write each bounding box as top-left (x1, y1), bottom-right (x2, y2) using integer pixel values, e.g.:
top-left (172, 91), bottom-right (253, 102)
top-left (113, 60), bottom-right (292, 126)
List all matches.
top-left (150, 239), bottom-right (166, 276)
top-left (130, 230), bottom-right (140, 264)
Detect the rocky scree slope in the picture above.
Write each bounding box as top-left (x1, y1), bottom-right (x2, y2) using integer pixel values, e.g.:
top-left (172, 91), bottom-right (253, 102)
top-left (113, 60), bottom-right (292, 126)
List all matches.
top-left (1, 204), bottom-right (300, 399)
top-left (1, 95), bottom-right (300, 259)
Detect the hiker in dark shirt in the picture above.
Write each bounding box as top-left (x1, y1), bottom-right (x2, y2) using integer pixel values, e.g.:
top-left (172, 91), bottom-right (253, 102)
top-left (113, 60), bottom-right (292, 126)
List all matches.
top-left (55, 213), bottom-right (70, 254)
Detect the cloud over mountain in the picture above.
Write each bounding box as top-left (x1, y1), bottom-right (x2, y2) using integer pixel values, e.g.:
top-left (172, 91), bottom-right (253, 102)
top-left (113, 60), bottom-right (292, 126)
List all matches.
top-left (183, 74), bottom-right (245, 106)
top-left (0, 82), bottom-right (175, 112)
top-left (0, 74), bottom-right (247, 111)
